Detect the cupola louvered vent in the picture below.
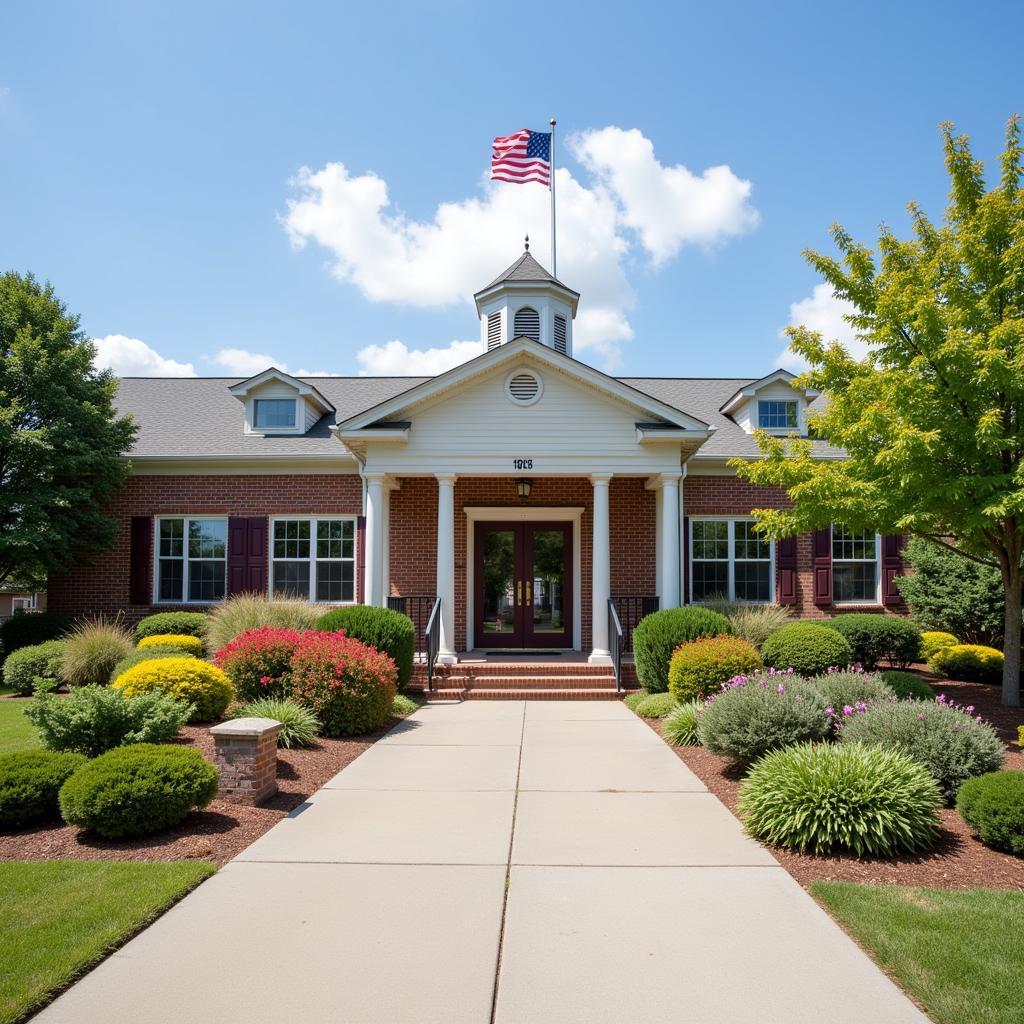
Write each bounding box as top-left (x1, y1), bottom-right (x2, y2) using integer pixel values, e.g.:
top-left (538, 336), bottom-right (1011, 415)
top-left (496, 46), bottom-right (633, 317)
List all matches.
top-left (553, 314), bottom-right (568, 354)
top-left (505, 369), bottom-right (543, 406)
top-left (487, 311), bottom-right (502, 350)
top-left (513, 306), bottom-right (540, 341)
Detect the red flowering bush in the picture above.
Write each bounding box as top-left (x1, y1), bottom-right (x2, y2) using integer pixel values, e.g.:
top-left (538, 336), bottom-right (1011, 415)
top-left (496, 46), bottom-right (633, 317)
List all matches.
top-left (213, 627), bottom-right (304, 701)
top-left (289, 632), bottom-right (397, 736)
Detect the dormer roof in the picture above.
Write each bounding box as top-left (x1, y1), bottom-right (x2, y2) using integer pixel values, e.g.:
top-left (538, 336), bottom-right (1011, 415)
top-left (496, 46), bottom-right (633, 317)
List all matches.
top-left (228, 366), bottom-right (335, 415)
top-left (719, 368), bottom-right (819, 417)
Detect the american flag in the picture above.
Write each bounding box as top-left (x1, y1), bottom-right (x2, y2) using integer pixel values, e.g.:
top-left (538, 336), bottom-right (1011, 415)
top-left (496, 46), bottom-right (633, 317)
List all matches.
top-left (491, 128), bottom-right (551, 186)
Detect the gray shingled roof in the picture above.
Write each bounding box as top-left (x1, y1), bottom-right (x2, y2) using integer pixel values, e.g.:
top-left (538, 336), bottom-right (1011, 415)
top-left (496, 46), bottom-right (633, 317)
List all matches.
top-left (115, 373), bottom-right (844, 462)
top-left (478, 251), bottom-right (578, 295)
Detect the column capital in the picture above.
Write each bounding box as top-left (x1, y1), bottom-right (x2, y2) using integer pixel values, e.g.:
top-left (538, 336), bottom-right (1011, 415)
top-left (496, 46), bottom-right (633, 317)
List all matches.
top-left (658, 471), bottom-right (682, 485)
top-left (589, 472), bottom-right (613, 486)
top-left (363, 471), bottom-right (387, 485)
top-left (435, 472), bottom-right (457, 487)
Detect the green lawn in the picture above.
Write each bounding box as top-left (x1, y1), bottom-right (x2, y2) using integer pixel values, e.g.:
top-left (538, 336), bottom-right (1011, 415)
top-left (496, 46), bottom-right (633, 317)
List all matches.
top-left (0, 860), bottom-right (216, 1024)
top-left (0, 695), bottom-right (39, 754)
top-left (812, 882), bottom-right (1024, 1024)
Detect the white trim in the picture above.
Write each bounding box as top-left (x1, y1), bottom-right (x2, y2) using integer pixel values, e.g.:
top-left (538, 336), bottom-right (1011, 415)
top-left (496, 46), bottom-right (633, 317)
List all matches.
top-left (464, 506), bottom-right (584, 654)
top-left (687, 515), bottom-right (776, 605)
top-left (268, 515), bottom-right (358, 605)
top-left (153, 515), bottom-right (229, 605)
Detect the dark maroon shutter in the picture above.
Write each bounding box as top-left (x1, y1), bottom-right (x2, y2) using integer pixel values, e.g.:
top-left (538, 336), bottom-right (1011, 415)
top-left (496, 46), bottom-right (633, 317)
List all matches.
top-left (356, 515), bottom-right (366, 604)
top-left (882, 534), bottom-right (907, 606)
top-left (812, 527), bottom-right (833, 606)
top-left (777, 535), bottom-right (798, 606)
top-left (681, 516), bottom-right (689, 606)
top-left (228, 517), bottom-right (267, 596)
top-left (129, 516), bottom-right (153, 605)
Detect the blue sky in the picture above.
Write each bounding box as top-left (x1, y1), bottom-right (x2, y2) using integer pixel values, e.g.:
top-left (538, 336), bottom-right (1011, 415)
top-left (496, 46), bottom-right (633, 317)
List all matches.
top-left (1, 0), bottom-right (1020, 379)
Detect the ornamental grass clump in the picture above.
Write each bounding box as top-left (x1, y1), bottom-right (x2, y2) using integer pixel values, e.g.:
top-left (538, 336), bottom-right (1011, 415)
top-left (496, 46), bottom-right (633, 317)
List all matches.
top-left (706, 599), bottom-right (792, 649)
top-left (839, 695), bottom-right (1005, 803)
top-left (668, 635), bottom-right (762, 701)
top-left (204, 593), bottom-right (323, 654)
top-left (133, 611), bottom-right (208, 642)
top-left (928, 643), bottom-right (1004, 684)
top-left (137, 633), bottom-right (204, 658)
top-left (59, 617), bottom-right (135, 688)
top-left (213, 626), bottom-right (305, 701)
top-left (696, 671), bottom-right (829, 767)
top-left (2, 640), bottom-right (65, 696)
top-left (826, 614), bottom-right (922, 670)
top-left (956, 771), bottom-right (1024, 855)
top-left (920, 630), bottom-right (959, 661)
top-left (739, 742), bottom-right (942, 856)
top-left (632, 607), bottom-right (732, 693)
top-left (633, 692), bottom-right (679, 719)
top-left (0, 750), bottom-right (87, 830)
top-left (761, 622), bottom-right (854, 677)
top-left (231, 697), bottom-right (320, 749)
top-left (662, 700), bottom-right (702, 746)
top-left (113, 658), bottom-right (234, 723)
top-left (315, 606), bottom-right (415, 691)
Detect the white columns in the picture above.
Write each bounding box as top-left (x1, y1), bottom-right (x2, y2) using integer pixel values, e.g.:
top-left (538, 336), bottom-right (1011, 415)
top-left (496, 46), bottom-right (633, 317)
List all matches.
top-left (659, 472), bottom-right (682, 608)
top-left (435, 473), bottom-right (457, 662)
top-left (363, 473), bottom-right (385, 607)
top-left (589, 473), bottom-right (612, 663)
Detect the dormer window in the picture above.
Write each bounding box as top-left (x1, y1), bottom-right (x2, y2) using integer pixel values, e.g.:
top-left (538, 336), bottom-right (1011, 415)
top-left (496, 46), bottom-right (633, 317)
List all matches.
top-left (758, 400), bottom-right (798, 430)
top-left (253, 398), bottom-right (297, 429)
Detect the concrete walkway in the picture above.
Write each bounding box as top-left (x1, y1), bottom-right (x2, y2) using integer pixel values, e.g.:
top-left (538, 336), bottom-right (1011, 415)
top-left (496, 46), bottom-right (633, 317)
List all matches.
top-left (36, 701), bottom-right (928, 1024)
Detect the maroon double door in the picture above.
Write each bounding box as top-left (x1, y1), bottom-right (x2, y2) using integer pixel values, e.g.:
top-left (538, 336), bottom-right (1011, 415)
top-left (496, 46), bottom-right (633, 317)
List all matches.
top-left (474, 521), bottom-right (573, 649)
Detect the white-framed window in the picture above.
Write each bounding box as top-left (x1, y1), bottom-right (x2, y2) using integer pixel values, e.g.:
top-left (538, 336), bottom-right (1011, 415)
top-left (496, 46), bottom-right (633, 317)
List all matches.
top-left (270, 517), bottom-right (357, 603)
top-left (832, 526), bottom-right (880, 604)
top-left (690, 518), bottom-right (774, 604)
top-left (253, 398), bottom-right (297, 429)
top-left (156, 516), bottom-right (228, 604)
top-left (758, 400), bottom-right (798, 430)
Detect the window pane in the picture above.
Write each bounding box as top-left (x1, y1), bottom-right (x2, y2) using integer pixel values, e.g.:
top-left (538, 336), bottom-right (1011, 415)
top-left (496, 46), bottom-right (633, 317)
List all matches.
top-left (188, 519), bottom-right (227, 559)
top-left (692, 561), bottom-right (729, 601)
top-left (834, 562), bottom-right (877, 603)
top-left (159, 519), bottom-right (184, 558)
top-left (274, 520), bottom-right (310, 559)
top-left (758, 400), bottom-right (798, 429)
top-left (734, 521), bottom-right (770, 560)
top-left (158, 558), bottom-right (183, 602)
top-left (254, 399), bottom-right (297, 428)
top-left (316, 561), bottom-right (354, 603)
top-left (832, 526), bottom-right (876, 561)
top-left (692, 520), bottom-right (728, 559)
top-left (316, 519), bottom-right (354, 559)
top-left (735, 561), bottom-right (771, 602)
top-left (188, 560), bottom-right (226, 602)
top-left (272, 561), bottom-right (310, 599)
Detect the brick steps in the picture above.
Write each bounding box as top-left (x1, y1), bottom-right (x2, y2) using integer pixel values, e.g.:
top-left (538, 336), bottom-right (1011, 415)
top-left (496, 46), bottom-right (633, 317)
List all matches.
top-left (409, 659), bottom-right (623, 701)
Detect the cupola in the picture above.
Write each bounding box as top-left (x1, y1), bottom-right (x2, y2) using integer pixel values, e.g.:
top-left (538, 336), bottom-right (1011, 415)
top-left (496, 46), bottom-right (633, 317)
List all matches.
top-left (473, 237), bottom-right (580, 358)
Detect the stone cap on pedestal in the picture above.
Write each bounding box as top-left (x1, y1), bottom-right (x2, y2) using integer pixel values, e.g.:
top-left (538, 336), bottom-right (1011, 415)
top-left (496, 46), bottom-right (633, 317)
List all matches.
top-left (210, 717), bottom-right (283, 739)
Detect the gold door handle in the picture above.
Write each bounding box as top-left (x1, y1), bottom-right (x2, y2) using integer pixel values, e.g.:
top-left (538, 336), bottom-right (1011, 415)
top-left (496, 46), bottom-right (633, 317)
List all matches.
top-left (517, 580), bottom-right (523, 606)
top-left (526, 580), bottom-right (532, 606)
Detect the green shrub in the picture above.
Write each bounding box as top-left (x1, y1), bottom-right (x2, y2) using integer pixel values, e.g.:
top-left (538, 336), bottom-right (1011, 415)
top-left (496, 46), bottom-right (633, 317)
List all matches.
top-left (880, 670), bottom-right (936, 700)
top-left (134, 611), bottom-right (208, 642)
top-left (59, 618), bottom-right (135, 688)
top-left (956, 771), bottom-right (1024, 855)
top-left (0, 611), bottom-right (70, 658)
top-left (827, 614), bottom-right (922, 670)
top-left (696, 673), bottom-right (829, 766)
top-left (921, 630), bottom-right (959, 661)
top-left (315, 606), bottom-right (415, 692)
top-left (204, 593), bottom-right (323, 653)
top-left (839, 697), bottom-right (1005, 802)
top-left (632, 607), bottom-right (732, 693)
top-left (706, 599), bottom-right (792, 649)
top-left (739, 742), bottom-right (942, 856)
top-left (24, 687), bottom-right (190, 757)
top-left (761, 622), bottom-right (854, 677)
top-left (113, 658), bottom-right (233, 722)
top-left (137, 633), bottom-right (204, 657)
top-left (929, 644), bottom-right (1004, 684)
top-left (108, 645), bottom-right (198, 683)
top-left (0, 750), bottom-right (87, 830)
top-left (2, 640), bottom-right (65, 696)
top-left (623, 690), bottom-right (649, 712)
top-left (392, 693), bottom-right (421, 717)
top-left (662, 700), bottom-right (702, 746)
top-left (668, 635), bottom-right (762, 701)
top-left (231, 697), bottom-right (320, 748)
top-left (809, 669), bottom-right (895, 724)
top-left (59, 744), bottom-right (219, 838)
top-left (633, 692), bottom-right (678, 719)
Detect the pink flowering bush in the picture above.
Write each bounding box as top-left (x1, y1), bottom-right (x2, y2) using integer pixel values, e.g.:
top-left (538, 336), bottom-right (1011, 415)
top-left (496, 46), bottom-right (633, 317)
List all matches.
top-left (213, 627), bottom-right (304, 701)
top-left (289, 631), bottom-right (397, 737)
top-left (808, 667), bottom-right (896, 736)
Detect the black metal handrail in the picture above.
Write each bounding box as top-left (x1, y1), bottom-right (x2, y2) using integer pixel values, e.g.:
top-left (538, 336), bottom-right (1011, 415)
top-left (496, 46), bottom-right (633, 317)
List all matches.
top-left (608, 598), bottom-right (623, 692)
top-left (387, 595), bottom-right (437, 658)
top-left (424, 596), bottom-right (442, 693)
top-left (611, 595), bottom-right (660, 653)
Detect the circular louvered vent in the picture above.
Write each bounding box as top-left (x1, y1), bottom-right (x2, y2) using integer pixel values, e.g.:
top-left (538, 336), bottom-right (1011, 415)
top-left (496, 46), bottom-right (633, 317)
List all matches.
top-left (505, 369), bottom-right (543, 406)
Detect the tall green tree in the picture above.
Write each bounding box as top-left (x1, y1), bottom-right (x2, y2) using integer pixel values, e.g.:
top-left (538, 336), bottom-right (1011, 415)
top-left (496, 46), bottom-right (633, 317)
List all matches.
top-left (0, 272), bottom-right (136, 589)
top-left (732, 117), bottom-right (1024, 706)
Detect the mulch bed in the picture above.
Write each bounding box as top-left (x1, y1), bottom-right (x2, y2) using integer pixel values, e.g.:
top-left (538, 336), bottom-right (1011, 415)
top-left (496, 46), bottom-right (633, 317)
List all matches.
top-left (655, 673), bottom-right (1024, 892)
top-left (0, 718), bottom-right (398, 866)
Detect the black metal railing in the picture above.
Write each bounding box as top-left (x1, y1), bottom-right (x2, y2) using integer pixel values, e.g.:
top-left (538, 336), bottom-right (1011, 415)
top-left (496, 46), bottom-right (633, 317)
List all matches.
top-left (611, 595), bottom-right (660, 653)
top-left (386, 595), bottom-right (437, 657)
top-left (424, 597), bottom-right (442, 693)
top-left (608, 598), bottom-right (624, 692)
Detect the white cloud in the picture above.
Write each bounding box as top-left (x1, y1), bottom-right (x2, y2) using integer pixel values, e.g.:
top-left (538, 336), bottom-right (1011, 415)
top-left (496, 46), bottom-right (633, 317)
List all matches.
top-left (570, 127), bottom-right (760, 266)
top-left (777, 285), bottom-right (865, 371)
top-left (281, 127), bottom-right (758, 368)
top-left (92, 334), bottom-right (196, 377)
top-left (208, 347), bottom-right (286, 376)
top-left (355, 339), bottom-right (481, 376)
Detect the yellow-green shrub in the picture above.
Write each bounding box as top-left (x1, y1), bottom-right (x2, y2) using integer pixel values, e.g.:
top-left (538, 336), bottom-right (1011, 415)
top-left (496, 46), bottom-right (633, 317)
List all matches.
top-left (113, 658), bottom-right (233, 722)
top-left (928, 643), bottom-right (1004, 683)
top-left (137, 633), bottom-right (204, 657)
top-left (668, 635), bottom-right (762, 701)
top-left (920, 630), bottom-right (959, 661)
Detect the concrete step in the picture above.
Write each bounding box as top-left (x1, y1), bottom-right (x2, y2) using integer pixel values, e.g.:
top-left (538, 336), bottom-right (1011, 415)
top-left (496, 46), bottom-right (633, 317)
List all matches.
top-left (428, 688), bottom-right (625, 701)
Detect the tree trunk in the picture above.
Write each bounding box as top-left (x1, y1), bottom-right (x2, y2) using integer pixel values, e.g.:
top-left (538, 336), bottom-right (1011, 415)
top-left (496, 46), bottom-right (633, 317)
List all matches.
top-left (1001, 561), bottom-right (1022, 707)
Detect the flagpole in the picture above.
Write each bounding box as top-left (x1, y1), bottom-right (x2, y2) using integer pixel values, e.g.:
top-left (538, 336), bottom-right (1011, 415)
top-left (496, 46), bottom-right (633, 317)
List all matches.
top-left (549, 116), bottom-right (557, 277)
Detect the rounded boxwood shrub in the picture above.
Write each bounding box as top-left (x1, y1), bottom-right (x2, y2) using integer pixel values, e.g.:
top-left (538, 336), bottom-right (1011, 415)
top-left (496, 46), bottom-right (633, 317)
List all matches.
top-left (761, 622), bottom-right (853, 677)
top-left (0, 750), bottom-right (88, 830)
top-left (60, 618), bottom-right (135, 688)
top-left (24, 687), bottom-right (191, 757)
top-left (826, 614), bottom-right (922, 670)
top-left (956, 771), bottom-right (1024, 855)
top-left (668, 635), bottom-right (762, 701)
top-left (623, 690), bottom-right (649, 712)
top-left (134, 611), bottom-right (208, 642)
top-left (315, 606), bottom-right (415, 692)
top-left (697, 673), bottom-right (829, 766)
top-left (920, 630), bottom-right (959, 661)
top-left (0, 611), bottom-right (70, 658)
top-left (662, 700), bottom-right (702, 746)
top-left (2, 640), bottom-right (65, 696)
top-left (739, 742), bottom-right (942, 856)
top-left (392, 693), bottom-right (420, 717)
top-left (231, 696), bottom-right (320, 749)
top-left (59, 744), bottom-right (219, 838)
top-left (928, 643), bottom-right (1004, 684)
top-left (213, 626), bottom-right (305, 701)
top-left (138, 633), bottom-right (204, 658)
top-left (113, 658), bottom-right (233, 722)
top-left (880, 670), bottom-right (936, 701)
top-left (289, 631), bottom-right (397, 736)
top-left (108, 645), bottom-right (198, 683)
top-left (632, 607), bottom-right (732, 694)
top-left (839, 696), bottom-right (1005, 803)
top-left (633, 692), bottom-right (678, 719)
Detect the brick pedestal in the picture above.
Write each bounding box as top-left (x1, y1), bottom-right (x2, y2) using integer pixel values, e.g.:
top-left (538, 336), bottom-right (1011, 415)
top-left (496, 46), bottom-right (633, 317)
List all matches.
top-left (209, 717), bottom-right (282, 804)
